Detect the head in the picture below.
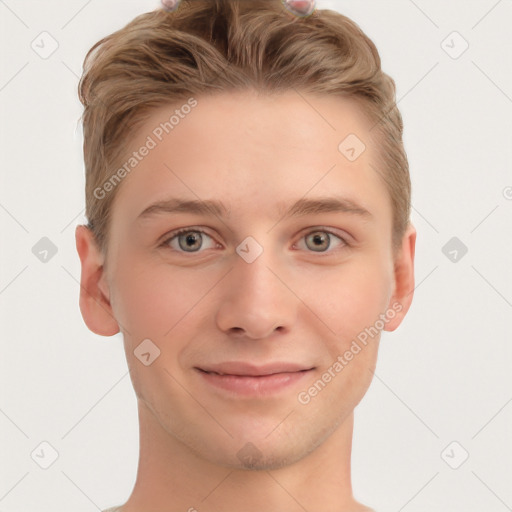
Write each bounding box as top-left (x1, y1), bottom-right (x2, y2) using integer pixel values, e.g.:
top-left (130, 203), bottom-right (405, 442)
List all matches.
top-left (76, 0), bottom-right (415, 470)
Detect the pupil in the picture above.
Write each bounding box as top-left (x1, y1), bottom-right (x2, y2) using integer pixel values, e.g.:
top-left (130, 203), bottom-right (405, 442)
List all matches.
top-left (308, 232), bottom-right (329, 251)
top-left (179, 231), bottom-right (202, 251)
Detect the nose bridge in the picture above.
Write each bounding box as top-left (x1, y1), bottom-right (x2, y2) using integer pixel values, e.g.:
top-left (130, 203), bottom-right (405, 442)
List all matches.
top-left (215, 240), bottom-right (295, 338)
top-left (230, 244), bottom-right (284, 309)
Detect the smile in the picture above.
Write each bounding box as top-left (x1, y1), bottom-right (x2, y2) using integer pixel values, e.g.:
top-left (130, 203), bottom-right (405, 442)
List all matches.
top-left (195, 363), bottom-right (314, 396)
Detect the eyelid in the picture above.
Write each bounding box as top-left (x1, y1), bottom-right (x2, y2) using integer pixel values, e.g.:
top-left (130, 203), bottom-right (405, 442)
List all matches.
top-left (160, 227), bottom-right (220, 250)
top-left (159, 225), bottom-right (351, 254)
top-left (292, 227), bottom-right (350, 253)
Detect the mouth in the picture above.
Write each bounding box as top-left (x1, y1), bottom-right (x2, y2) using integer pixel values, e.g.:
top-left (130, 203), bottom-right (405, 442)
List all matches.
top-left (195, 362), bottom-right (315, 396)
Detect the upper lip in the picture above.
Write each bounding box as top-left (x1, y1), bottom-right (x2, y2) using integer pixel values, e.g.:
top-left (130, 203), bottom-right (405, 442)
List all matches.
top-left (196, 362), bottom-right (314, 377)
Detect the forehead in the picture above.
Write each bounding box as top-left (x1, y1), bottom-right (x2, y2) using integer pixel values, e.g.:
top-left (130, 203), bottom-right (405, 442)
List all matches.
top-left (109, 89), bottom-right (388, 224)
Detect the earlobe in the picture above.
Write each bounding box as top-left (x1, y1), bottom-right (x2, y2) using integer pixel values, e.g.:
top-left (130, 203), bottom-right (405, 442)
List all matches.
top-left (75, 225), bottom-right (120, 336)
top-left (384, 223), bottom-right (416, 332)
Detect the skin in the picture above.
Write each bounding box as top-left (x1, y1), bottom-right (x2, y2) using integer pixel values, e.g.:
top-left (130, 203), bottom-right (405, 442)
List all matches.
top-left (76, 89), bottom-right (416, 512)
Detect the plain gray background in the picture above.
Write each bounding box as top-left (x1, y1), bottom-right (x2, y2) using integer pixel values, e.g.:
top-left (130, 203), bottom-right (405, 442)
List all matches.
top-left (1, 0), bottom-right (511, 510)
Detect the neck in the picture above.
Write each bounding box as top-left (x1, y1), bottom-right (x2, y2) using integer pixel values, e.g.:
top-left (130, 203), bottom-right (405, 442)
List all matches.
top-left (120, 400), bottom-right (369, 512)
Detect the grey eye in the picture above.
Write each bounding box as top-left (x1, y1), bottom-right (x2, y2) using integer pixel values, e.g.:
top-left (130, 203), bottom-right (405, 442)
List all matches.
top-left (165, 229), bottom-right (217, 253)
top-left (305, 231), bottom-right (330, 252)
top-left (178, 231), bottom-right (203, 252)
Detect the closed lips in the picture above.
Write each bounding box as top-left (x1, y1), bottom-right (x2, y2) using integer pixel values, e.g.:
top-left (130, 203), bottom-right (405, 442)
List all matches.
top-left (196, 362), bottom-right (315, 377)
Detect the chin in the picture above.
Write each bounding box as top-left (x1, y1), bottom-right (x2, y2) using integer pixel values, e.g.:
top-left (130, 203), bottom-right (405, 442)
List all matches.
top-left (226, 442), bottom-right (304, 471)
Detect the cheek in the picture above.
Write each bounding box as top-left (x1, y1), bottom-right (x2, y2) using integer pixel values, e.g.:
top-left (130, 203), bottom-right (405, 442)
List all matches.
top-left (110, 258), bottom-right (220, 340)
top-left (296, 260), bottom-right (388, 413)
top-left (297, 255), bottom-right (393, 343)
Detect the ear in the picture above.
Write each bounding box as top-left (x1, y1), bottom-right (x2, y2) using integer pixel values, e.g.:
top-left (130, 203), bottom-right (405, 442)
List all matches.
top-left (384, 223), bottom-right (416, 332)
top-left (75, 225), bottom-right (120, 336)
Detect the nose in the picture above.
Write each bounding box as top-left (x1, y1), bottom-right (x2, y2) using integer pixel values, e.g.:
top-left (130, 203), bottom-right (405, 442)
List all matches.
top-left (215, 246), bottom-right (297, 340)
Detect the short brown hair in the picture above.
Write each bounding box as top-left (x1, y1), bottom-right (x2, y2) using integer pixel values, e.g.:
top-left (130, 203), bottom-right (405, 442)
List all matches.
top-left (78, 0), bottom-right (410, 255)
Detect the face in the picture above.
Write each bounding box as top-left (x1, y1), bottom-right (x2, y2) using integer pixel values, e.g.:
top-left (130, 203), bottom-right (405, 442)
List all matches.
top-left (78, 89), bottom-right (415, 470)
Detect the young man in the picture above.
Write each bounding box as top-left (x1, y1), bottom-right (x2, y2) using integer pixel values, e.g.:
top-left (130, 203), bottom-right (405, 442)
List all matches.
top-left (75, 1), bottom-right (415, 510)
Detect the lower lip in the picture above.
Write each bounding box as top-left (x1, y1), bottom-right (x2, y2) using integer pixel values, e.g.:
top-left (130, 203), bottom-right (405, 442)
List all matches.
top-left (196, 369), bottom-right (313, 396)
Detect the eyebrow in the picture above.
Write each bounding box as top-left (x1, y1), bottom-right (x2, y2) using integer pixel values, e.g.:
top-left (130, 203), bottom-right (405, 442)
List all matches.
top-left (138, 198), bottom-right (228, 220)
top-left (281, 196), bottom-right (372, 218)
top-left (136, 196), bottom-right (372, 221)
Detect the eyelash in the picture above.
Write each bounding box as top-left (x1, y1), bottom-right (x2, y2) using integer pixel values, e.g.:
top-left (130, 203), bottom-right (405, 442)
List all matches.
top-left (160, 227), bottom-right (350, 255)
